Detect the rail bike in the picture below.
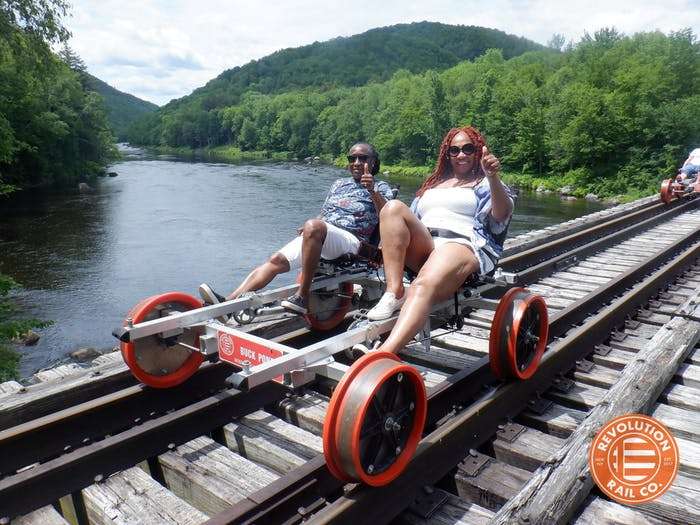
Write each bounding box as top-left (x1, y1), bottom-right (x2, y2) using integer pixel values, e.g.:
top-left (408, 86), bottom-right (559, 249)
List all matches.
top-left (660, 173), bottom-right (700, 204)
top-left (113, 256), bottom-right (548, 486)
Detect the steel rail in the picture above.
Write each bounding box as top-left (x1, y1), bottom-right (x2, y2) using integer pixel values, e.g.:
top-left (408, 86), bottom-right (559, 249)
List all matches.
top-left (499, 197), bottom-right (683, 271)
top-left (507, 196), bottom-right (698, 285)
top-left (0, 369), bottom-right (137, 432)
top-left (499, 197), bottom-right (659, 259)
top-left (204, 222), bottom-right (700, 525)
top-left (0, 363), bottom-right (236, 476)
top-left (0, 380), bottom-right (288, 518)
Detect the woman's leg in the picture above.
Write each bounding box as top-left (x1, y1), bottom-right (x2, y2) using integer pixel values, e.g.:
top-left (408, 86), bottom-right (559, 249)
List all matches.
top-left (378, 242), bottom-right (480, 354)
top-left (378, 200), bottom-right (434, 298)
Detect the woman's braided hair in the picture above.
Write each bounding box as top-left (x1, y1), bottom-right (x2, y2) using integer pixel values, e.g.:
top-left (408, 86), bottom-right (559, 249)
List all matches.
top-left (416, 126), bottom-right (487, 197)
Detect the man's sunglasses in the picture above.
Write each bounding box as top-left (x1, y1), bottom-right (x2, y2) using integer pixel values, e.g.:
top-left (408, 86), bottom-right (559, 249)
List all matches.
top-left (447, 144), bottom-right (477, 157)
top-left (347, 154), bottom-right (371, 163)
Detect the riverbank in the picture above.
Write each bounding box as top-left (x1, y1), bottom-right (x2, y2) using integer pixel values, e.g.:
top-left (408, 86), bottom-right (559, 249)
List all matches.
top-left (0, 274), bottom-right (52, 381)
top-left (143, 145), bottom-right (651, 203)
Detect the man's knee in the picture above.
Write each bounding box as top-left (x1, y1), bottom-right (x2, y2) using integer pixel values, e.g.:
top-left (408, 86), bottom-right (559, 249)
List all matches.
top-left (380, 199), bottom-right (408, 219)
top-left (267, 253), bottom-right (290, 273)
top-left (302, 219), bottom-right (327, 242)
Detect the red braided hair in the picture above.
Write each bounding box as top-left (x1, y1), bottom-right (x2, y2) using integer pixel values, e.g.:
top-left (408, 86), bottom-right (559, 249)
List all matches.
top-left (416, 126), bottom-right (487, 197)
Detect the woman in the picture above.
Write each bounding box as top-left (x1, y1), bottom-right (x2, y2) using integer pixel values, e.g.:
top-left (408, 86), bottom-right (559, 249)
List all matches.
top-left (365, 126), bottom-right (514, 355)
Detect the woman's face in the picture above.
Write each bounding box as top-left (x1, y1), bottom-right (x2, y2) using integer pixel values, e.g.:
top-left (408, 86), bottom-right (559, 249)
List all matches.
top-left (347, 144), bottom-right (374, 181)
top-left (448, 131), bottom-right (476, 178)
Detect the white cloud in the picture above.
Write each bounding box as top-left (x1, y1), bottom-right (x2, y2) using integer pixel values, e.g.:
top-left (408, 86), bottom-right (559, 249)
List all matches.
top-left (66, 0), bottom-right (700, 105)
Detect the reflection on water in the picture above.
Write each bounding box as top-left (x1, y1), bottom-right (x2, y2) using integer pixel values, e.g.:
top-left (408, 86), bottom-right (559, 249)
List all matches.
top-left (0, 150), bottom-right (606, 376)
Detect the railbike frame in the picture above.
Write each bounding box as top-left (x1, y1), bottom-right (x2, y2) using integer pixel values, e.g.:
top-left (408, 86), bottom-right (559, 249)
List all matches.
top-left (114, 264), bottom-right (517, 390)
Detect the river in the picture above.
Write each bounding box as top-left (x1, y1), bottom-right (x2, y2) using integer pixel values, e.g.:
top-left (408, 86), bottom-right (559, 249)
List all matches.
top-left (0, 147), bottom-right (606, 376)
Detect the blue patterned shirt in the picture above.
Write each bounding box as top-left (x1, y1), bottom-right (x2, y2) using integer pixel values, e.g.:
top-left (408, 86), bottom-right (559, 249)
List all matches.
top-left (320, 178), bottom-right (395, 242)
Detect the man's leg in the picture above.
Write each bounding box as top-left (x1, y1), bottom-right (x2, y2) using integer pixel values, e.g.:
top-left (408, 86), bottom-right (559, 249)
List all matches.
top-left (228, 253), bottom-right (291, 299)
top-left (296, 219), bottom-right (327, 299)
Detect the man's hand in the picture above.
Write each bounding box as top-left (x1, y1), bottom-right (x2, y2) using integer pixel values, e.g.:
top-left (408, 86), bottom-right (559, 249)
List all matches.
top-left (361, 162), bottom-right (375, 192)
top-left (480, 146), bottom-right (501, 178)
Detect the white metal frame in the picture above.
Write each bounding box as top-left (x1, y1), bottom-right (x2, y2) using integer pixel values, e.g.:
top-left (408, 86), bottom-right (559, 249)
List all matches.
top-left (116, 263), bottom-right (517, 390)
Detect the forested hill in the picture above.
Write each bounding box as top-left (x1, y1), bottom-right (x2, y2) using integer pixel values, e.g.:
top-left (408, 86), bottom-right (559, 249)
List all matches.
top-left (165, 22), bottom-right (542, 112)
top-left (129, 27), bottom-right (698, 200)
top-left (84, 75), bottom-right (158, 141)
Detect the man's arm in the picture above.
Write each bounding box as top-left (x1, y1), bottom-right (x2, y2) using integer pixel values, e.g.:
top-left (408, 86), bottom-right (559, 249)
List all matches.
top-left (360, 163), bottom-right (388, 213)
top-left (369, 189), bottom-right (387, 213)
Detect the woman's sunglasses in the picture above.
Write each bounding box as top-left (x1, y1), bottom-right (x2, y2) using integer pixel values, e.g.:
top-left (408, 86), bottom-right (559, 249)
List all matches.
top-left (447, 144), bottom-right (477, 157)
top-left (347, 154), bottom-right (370, 163)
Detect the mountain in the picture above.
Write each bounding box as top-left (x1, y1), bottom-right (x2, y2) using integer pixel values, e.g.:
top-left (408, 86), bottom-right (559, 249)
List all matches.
top-left (163, 22), bottom-right (544, 112)
top-left (84, 74), bottom-right (158, 140)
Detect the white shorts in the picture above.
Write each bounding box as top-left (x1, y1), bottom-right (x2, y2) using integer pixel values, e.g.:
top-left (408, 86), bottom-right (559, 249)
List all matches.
top-left (277, 222), bottom-right (361, 271)
top-left (432, 237), bottom-right (495, 276)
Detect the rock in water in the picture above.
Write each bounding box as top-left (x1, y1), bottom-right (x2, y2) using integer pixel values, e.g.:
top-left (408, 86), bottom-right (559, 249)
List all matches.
top-left (78, 182), bottom-right (93, 193)
top-left (21, 330), bottom-right (40, 346)
top-left (70, 347), bottom-right (101, 362)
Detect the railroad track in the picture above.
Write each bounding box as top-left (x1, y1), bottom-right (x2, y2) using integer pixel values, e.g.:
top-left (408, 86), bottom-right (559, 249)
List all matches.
top-left (1, 195), bottom-right (698, 525)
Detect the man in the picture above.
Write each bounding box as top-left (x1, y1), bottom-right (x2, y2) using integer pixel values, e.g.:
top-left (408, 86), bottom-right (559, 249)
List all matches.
top-left (199, 142), bottom-right (394, 316)
top-left (679, 147), bottom-right (700, 179)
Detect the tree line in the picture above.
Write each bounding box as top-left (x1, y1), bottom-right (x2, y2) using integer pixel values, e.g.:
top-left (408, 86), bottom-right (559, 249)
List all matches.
top-left (130, 28), bottom-right (699, 198)
top-left (0, 0), bottom-right (115, 379)
top-left (0, 0), bottom-right (115, 191)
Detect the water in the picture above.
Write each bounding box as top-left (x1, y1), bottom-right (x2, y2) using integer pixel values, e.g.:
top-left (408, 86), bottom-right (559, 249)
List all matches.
top-left (0, 149), bottom-right (606, 376)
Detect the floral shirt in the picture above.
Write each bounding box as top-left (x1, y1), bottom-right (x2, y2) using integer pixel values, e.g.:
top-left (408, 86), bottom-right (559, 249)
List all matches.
top-left (410, 177), bottom-right (514, 259)
top-left (320, 178), bottom-right (395, 242)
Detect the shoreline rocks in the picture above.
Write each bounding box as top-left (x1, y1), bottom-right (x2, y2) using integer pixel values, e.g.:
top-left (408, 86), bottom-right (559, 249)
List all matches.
top-left (559, 185), bottom-right (573, 196)
top-left (69, 347), bottom-right (103, 362)
top-left (16, 330), bottom-right (40, 346)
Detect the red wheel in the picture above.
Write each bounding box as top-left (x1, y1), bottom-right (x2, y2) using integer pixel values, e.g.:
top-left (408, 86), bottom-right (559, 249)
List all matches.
top-left (660, 179), bottom-right (674, 203)
top-left (489, 288), bottom-right (549, 381)
top-left (323, 351), bottom-right (427, 486)
top-left (120, 292), bottom-right (205, 388)
top-left (296, 274), bottom-right (353, 331)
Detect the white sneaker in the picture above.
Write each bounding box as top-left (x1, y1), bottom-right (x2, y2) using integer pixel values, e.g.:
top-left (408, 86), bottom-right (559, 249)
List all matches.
top-left (344, 340), bottom-right (381, 360)
top-left (366, 292), bottom-right (406, 321)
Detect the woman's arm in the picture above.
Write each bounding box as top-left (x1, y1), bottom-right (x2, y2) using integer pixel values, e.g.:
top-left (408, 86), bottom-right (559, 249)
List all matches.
top-left (481, 146), bottom-right (513, 222)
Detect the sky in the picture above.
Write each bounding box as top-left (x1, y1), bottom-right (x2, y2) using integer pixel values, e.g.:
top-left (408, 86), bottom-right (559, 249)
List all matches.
top-left (66, 0), bottom-right (700, 106)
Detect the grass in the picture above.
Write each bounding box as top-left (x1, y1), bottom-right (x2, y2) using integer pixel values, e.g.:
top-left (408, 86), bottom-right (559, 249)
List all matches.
top-left (0, 344), bottom-right (20, 382)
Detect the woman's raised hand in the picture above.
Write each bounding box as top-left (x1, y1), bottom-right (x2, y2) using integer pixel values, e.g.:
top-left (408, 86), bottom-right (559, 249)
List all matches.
top-left (480, 146), bottom-right (501, 178)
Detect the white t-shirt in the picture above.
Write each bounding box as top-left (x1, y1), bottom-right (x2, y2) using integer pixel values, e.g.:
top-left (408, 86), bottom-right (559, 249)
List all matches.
top-left (416, 187), bottom-right (478, 240)
top-left (686, 148), bottom-right (700, 166)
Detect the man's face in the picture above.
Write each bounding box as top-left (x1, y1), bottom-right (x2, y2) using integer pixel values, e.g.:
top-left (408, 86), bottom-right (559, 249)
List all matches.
top-left (347, 144), bottom-right (374, 180)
